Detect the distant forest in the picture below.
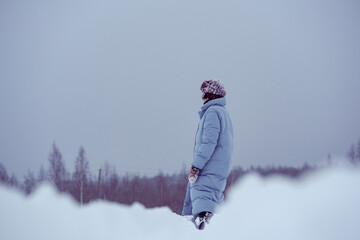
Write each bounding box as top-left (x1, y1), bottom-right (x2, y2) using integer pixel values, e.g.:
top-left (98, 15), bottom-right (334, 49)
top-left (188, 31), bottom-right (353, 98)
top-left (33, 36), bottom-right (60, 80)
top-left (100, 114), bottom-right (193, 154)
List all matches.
top-left (1, 139), bottom-right (359, 215)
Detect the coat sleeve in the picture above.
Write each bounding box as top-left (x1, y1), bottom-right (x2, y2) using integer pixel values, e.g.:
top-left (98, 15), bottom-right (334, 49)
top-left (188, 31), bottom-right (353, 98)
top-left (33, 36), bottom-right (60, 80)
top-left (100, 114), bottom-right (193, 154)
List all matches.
top-left (192, 109), bottom-right (220, 170)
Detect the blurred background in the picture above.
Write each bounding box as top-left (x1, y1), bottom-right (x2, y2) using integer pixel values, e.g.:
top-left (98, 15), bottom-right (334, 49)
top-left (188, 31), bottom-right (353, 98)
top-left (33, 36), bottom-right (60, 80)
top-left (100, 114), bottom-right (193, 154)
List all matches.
top-left (1, 0), bottom-right (359, 178)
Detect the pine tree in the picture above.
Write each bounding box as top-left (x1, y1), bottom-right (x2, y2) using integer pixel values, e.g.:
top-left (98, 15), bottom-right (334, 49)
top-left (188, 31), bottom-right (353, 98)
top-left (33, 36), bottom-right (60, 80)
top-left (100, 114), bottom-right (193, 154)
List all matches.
top-left (356, 139), bottom-right (360, 165)
top-left (23, 170), bottom-right (37, 195)
top-left (38, 165), bottom-right (47, 183)
top-left (0, 163), bottom-right (9, 183)
top-left (346, 139), bottom-right (360, 167)
top-left (0, 163), bottom-right (18, 188)
top-left (8, 174), bottom-right (19, 188)
top-left (48, 143), bottom-right (67, 191)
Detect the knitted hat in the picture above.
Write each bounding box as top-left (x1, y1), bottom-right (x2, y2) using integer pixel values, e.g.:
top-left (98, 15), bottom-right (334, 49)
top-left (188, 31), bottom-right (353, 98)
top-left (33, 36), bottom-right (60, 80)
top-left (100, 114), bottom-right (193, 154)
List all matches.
top-left (200, 80), bottom-right (226, 97)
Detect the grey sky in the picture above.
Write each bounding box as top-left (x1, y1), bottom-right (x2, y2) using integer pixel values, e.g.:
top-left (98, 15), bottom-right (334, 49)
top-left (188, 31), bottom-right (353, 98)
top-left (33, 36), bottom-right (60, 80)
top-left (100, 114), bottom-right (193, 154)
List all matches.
top-left (1, 0), bottom-right (359, 177)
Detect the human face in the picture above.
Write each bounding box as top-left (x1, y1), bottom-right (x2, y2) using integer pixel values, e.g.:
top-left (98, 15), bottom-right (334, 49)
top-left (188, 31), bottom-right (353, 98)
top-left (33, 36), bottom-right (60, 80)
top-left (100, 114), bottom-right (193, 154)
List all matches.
top-left (201, 93), bottom-right (209, 103)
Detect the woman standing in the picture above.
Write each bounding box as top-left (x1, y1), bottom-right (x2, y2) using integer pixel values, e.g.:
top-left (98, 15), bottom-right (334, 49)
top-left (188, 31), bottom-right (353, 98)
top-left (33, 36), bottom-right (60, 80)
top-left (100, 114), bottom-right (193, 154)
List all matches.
top-left (182, 80), bottom-right (234, 230)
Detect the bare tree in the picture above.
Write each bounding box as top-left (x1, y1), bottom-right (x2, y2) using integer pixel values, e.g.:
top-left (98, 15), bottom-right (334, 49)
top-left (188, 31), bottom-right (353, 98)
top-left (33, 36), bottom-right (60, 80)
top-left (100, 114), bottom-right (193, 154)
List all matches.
top-left (48, 143), bottom-right (67, 191)
top-left (73, 146), bottom-right (89, 205)
top-left (94, 162), bottom-right (122, 201)
top-left (97, 168), bottom-right (102, 198)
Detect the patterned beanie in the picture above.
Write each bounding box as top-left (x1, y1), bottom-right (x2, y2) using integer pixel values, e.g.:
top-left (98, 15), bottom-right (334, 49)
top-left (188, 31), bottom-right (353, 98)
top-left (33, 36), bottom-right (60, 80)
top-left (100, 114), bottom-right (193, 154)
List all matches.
top-left (200, 80), bottom-right (226, 97)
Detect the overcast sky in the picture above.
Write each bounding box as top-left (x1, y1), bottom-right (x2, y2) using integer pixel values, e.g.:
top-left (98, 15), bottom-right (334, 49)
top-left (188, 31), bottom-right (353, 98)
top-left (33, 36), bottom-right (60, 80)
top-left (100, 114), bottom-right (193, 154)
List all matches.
top-left (1, 0), bottom-right (359, 177)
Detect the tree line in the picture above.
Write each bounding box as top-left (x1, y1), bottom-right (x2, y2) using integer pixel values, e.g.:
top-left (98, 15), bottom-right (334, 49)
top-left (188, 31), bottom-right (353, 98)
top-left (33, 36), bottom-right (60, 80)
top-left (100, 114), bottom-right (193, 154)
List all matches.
top-left (1, 139), bottom-right (359, 215)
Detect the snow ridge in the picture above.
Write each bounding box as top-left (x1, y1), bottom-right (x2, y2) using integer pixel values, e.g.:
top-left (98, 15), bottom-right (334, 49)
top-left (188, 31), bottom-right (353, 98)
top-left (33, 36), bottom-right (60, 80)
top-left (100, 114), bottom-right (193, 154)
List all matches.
top-left (0, 167), bottom-right (359, 240)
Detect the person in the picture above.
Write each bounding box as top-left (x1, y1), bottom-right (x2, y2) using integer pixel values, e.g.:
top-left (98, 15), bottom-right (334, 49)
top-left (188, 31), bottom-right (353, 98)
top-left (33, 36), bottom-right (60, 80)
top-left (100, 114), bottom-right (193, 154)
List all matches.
top-left (182, 79), bottom-right (234, 230)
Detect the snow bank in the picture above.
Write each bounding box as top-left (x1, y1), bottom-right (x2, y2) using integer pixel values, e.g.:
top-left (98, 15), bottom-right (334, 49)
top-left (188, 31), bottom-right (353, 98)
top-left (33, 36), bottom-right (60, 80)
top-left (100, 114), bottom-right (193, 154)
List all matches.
top-left (1, 167), bottom-right (359, 240)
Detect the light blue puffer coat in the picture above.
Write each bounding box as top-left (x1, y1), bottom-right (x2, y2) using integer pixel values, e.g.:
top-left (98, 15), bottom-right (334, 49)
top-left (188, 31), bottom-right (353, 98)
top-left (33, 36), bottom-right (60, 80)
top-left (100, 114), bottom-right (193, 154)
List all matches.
top-left (182, 97), bottom-right (233, 217)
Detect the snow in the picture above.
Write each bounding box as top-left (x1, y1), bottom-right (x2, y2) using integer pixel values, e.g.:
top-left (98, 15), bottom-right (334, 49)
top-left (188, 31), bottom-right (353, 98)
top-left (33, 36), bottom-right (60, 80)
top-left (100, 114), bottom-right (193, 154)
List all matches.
top-left (1, 167), bottom-right (360, 240)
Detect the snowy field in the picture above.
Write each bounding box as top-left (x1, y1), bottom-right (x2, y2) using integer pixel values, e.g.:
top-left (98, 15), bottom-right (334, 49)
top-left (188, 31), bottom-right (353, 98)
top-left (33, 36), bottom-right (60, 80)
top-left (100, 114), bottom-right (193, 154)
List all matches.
top-left (1, 167), bottom-right (359, 240)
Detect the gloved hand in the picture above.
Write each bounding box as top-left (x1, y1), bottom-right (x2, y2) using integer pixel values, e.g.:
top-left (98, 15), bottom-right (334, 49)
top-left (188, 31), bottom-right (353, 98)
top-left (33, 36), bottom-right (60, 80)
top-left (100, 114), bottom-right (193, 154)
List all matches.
top-left (188, 166), bottom-right (200, 183)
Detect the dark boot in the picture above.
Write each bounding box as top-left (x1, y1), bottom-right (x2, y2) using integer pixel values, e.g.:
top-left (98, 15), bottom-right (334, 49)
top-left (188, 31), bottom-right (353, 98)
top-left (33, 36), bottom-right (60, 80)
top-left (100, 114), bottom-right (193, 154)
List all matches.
top-left (195, 212), bottom-right (213, 230)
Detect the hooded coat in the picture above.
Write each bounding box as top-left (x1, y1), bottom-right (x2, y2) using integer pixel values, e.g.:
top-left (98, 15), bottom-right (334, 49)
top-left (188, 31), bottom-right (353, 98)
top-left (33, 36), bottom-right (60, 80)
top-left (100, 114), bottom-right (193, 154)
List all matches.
top-left (182, 97), bottom-right (233, 217)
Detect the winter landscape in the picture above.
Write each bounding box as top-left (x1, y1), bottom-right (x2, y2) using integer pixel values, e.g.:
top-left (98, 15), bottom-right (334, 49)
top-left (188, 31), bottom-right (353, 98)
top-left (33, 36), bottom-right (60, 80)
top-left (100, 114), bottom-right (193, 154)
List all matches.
top-left (1, 166), bottom-right (360, 239)
top-left (1, 0), bottom-right (360, 239)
